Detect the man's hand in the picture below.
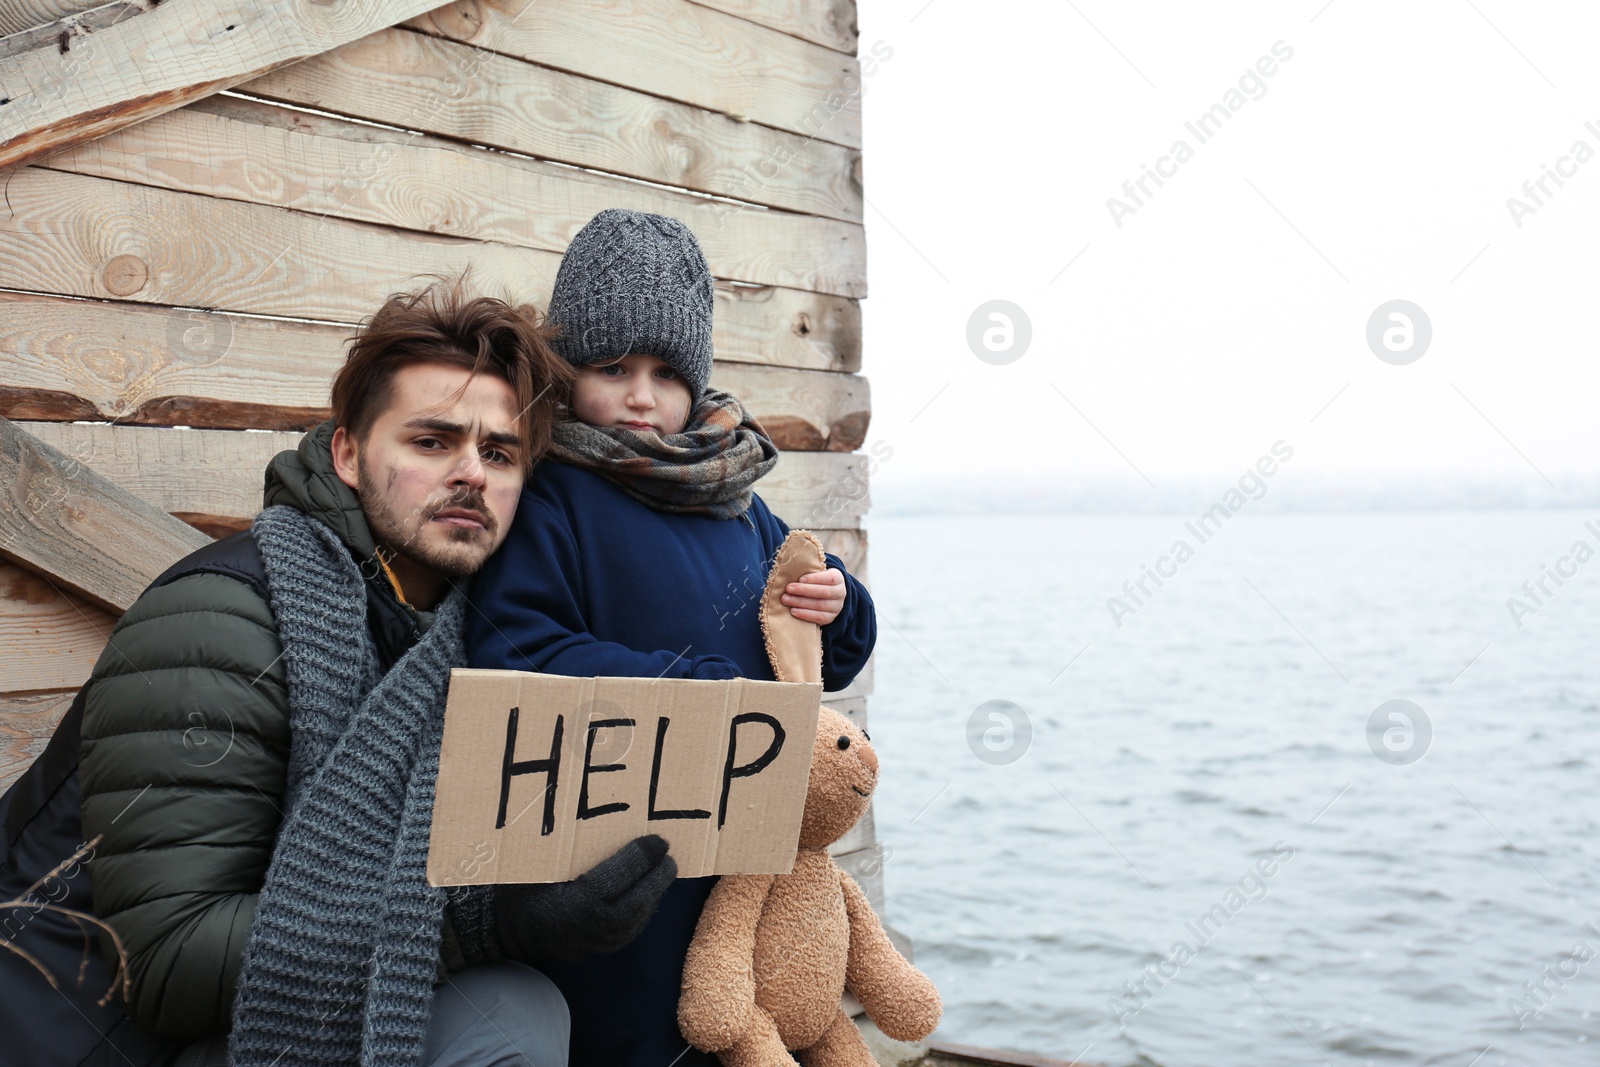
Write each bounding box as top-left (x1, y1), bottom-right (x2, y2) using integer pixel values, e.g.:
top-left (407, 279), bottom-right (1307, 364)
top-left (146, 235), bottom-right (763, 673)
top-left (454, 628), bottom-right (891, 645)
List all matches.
top-left (494, 834), bottom-right (676, 962)
top-left (782, 567), bottom-right (846, 626)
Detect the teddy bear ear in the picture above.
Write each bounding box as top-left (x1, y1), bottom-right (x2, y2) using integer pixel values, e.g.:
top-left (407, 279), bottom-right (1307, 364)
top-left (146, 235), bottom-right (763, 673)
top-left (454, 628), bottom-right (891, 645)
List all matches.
top-left (759, 530), bottom-right (826, 684)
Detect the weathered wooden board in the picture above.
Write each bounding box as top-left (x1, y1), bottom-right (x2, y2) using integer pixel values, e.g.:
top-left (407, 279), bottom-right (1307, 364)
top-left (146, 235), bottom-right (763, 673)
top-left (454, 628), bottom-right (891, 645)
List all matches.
top-left (15, 422), bottom-right (301, 536)
top-left (0, 0), bottom-right (454, 173)
top-left (405, 0), bottom-right (862, 149)
top-left (44, 96), bottom-right (866, 298)
top-left (17, 422), bottom-right (872, 531)
top-left (708, 362), bottom-right (869, 452)
top-left (0, 1), bottom-right (145, 61)
top-left (0, 561), bottom-right (113, 692)
top-left (0, 164), bottom-right (545, 319)
top-left (814, 527), bottom-right (866, 575)
top-left (0, 0), bottom-right (114, 38)
top-left (690, 0), bottom-right (857, 55)
top-left (0, 689), bottom-right (75, 792)
top-left (0, 167), bottom-right (861, 372)
top-left (759, 453), bottom-right (871, 530)
top-left (0, 292), bottom-right (869, 448)
top-left (757, 445), bottom-right (872, 531)
top-left (237, 27), bottom-right (863, 223)
top-left (0, 290), bottom-right (341, 431)
top-left (716, 283), bottom-right (860, 374)
top-left (0, 416), bottom-right (209, 615)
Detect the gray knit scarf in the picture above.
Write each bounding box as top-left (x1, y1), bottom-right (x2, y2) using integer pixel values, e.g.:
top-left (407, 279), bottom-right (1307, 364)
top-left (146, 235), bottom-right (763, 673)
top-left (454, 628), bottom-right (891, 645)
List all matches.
top-left (228, 505), bottom-right (466, 1067)
top-left (549, 387), bottom-right (778, 519)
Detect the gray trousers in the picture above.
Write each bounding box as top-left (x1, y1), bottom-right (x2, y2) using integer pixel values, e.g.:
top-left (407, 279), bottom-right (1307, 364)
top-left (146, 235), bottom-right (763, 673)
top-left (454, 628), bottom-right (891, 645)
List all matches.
top-left (173, 963), bottom-right (569, 1067)
top-left (423, 962), bottom-right (569, 1067)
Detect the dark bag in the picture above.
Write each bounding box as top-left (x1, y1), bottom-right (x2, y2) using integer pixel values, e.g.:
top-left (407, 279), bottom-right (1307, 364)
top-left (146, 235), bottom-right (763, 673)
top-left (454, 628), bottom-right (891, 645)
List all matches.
top-left (0, 533), bottom-right (270, 1067)
top-left (0, 689), bottom-right (186, 1067)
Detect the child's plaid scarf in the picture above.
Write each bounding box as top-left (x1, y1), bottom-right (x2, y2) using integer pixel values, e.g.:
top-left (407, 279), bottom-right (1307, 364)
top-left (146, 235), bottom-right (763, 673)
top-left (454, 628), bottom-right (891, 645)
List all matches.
top-left (549, 388), bottom-right (779, 519)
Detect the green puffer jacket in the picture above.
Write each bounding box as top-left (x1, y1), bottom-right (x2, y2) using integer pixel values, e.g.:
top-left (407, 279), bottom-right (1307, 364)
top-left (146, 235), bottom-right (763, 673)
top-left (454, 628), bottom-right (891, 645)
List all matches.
top-left (79, 422), bottom-right (475, 1038)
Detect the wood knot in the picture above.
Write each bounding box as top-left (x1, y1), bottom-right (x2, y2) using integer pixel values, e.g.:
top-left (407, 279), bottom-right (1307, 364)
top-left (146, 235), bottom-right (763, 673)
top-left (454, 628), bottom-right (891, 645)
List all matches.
top-left (430, 1), bottom-right (485, 40)
top-left (102, 254), bottom-right (148, 296)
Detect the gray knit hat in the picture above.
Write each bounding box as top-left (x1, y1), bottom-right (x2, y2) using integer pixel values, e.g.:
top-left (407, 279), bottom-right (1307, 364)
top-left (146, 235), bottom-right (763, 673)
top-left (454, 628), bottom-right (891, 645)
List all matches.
top-left (547, 209), bottom-right (714, 404)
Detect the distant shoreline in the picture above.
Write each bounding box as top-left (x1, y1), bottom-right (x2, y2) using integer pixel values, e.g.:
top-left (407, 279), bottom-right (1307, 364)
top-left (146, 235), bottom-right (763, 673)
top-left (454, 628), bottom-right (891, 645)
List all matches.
top-left (871, 481), bottom-right (1600, 518)
top-left (871, 500), bottom-right (1600, 518)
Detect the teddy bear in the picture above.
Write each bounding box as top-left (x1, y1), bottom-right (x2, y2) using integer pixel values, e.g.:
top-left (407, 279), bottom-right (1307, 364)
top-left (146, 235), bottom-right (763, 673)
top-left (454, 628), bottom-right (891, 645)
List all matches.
top-left (678, 530), bottom-right (942, 1066)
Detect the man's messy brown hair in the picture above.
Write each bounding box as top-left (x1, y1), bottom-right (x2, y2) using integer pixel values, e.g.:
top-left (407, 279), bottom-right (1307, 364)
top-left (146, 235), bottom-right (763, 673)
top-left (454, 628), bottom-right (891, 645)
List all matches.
top-left (331, 273), bottom-right (573, 470)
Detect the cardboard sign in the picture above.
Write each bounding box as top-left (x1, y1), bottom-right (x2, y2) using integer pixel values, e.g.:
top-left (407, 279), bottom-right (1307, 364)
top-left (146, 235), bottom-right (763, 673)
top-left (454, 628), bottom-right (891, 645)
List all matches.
top-left (428, 669), bottom-right (823, 886)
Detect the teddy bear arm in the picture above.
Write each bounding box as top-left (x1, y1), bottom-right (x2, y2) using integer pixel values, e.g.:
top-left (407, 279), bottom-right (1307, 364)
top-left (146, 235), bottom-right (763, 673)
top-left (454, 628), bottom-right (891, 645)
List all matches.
top-left (839, 870), bottom-right (942, 1043)
top-left (679, 873), bottom-right (777, 1053)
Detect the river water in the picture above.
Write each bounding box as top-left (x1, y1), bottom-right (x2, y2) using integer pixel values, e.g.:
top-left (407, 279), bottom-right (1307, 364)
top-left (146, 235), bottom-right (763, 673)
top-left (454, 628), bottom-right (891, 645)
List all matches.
top-left (865, 511), bottom-right (1599, 1067)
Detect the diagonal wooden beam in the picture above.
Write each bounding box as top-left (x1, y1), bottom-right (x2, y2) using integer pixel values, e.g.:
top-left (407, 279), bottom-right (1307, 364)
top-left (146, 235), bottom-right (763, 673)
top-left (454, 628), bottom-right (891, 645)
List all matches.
top-left (0, 415), bottom-right (208, 614)
top-left (0, 2), bottom-right (148, 63)
top-left (0, 0), bottom-right (450, 174)
top-left (0, 1), bottom-right (120, 39)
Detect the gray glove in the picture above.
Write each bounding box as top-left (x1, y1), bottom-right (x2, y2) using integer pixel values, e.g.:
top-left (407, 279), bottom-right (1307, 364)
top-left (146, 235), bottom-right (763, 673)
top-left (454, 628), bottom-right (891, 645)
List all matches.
top-left (494, 834), bottom-right (677, 962)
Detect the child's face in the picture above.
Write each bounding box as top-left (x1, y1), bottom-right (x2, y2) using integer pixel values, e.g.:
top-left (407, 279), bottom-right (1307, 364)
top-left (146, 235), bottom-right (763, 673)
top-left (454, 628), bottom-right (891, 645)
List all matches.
top-left (572, 354), bottom-right (693, 435)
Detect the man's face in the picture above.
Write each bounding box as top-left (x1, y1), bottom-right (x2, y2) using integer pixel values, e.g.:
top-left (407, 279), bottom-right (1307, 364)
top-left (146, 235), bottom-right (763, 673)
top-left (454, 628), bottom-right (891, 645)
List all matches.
top-left (572, 354), bottom-right (693, 435)
top-left (332, 363), bottom-right (524, 583)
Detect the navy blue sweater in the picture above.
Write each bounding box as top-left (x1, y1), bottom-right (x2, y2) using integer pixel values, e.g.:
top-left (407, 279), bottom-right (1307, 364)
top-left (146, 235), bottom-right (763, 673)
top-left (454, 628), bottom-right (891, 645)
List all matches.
top-left (466, 460), bottom-right (876, 690)
top-left (464, 460), bottom-right (876, 1067)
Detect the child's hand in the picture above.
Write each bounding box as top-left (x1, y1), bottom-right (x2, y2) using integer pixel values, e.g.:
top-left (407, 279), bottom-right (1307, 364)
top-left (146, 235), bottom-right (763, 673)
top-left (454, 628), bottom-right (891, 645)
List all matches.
top-left (783, 567), bottom-right (846, 626)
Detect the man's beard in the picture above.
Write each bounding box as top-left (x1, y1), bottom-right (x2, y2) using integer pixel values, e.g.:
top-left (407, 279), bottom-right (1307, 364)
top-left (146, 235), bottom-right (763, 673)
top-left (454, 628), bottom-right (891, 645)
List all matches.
top-left (359, 479), bottom-right (500, 582)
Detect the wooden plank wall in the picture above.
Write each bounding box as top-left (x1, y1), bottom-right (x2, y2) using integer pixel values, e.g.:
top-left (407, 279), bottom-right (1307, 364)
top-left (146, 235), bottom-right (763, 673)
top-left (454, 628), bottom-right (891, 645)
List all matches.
top-left (0, 0), bottom-right (458, 169)
top-left (0, 0), bottom-right (884, 896)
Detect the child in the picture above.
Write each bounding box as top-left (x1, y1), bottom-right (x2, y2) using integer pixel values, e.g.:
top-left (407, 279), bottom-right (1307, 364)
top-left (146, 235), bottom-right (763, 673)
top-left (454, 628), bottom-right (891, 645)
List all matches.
top-left (466, 209), bottom-right (877, 1066)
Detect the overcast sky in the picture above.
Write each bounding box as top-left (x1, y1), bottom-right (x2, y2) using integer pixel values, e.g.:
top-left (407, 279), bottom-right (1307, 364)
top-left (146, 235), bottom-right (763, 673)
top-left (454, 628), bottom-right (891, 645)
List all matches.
top-left (855, 1), bottom-right (1600, 498)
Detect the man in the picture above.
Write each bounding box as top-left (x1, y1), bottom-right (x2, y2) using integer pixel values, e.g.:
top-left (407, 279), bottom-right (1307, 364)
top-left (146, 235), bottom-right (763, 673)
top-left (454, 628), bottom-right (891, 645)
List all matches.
top-left (0, 279), bottom-right (678, 1067)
